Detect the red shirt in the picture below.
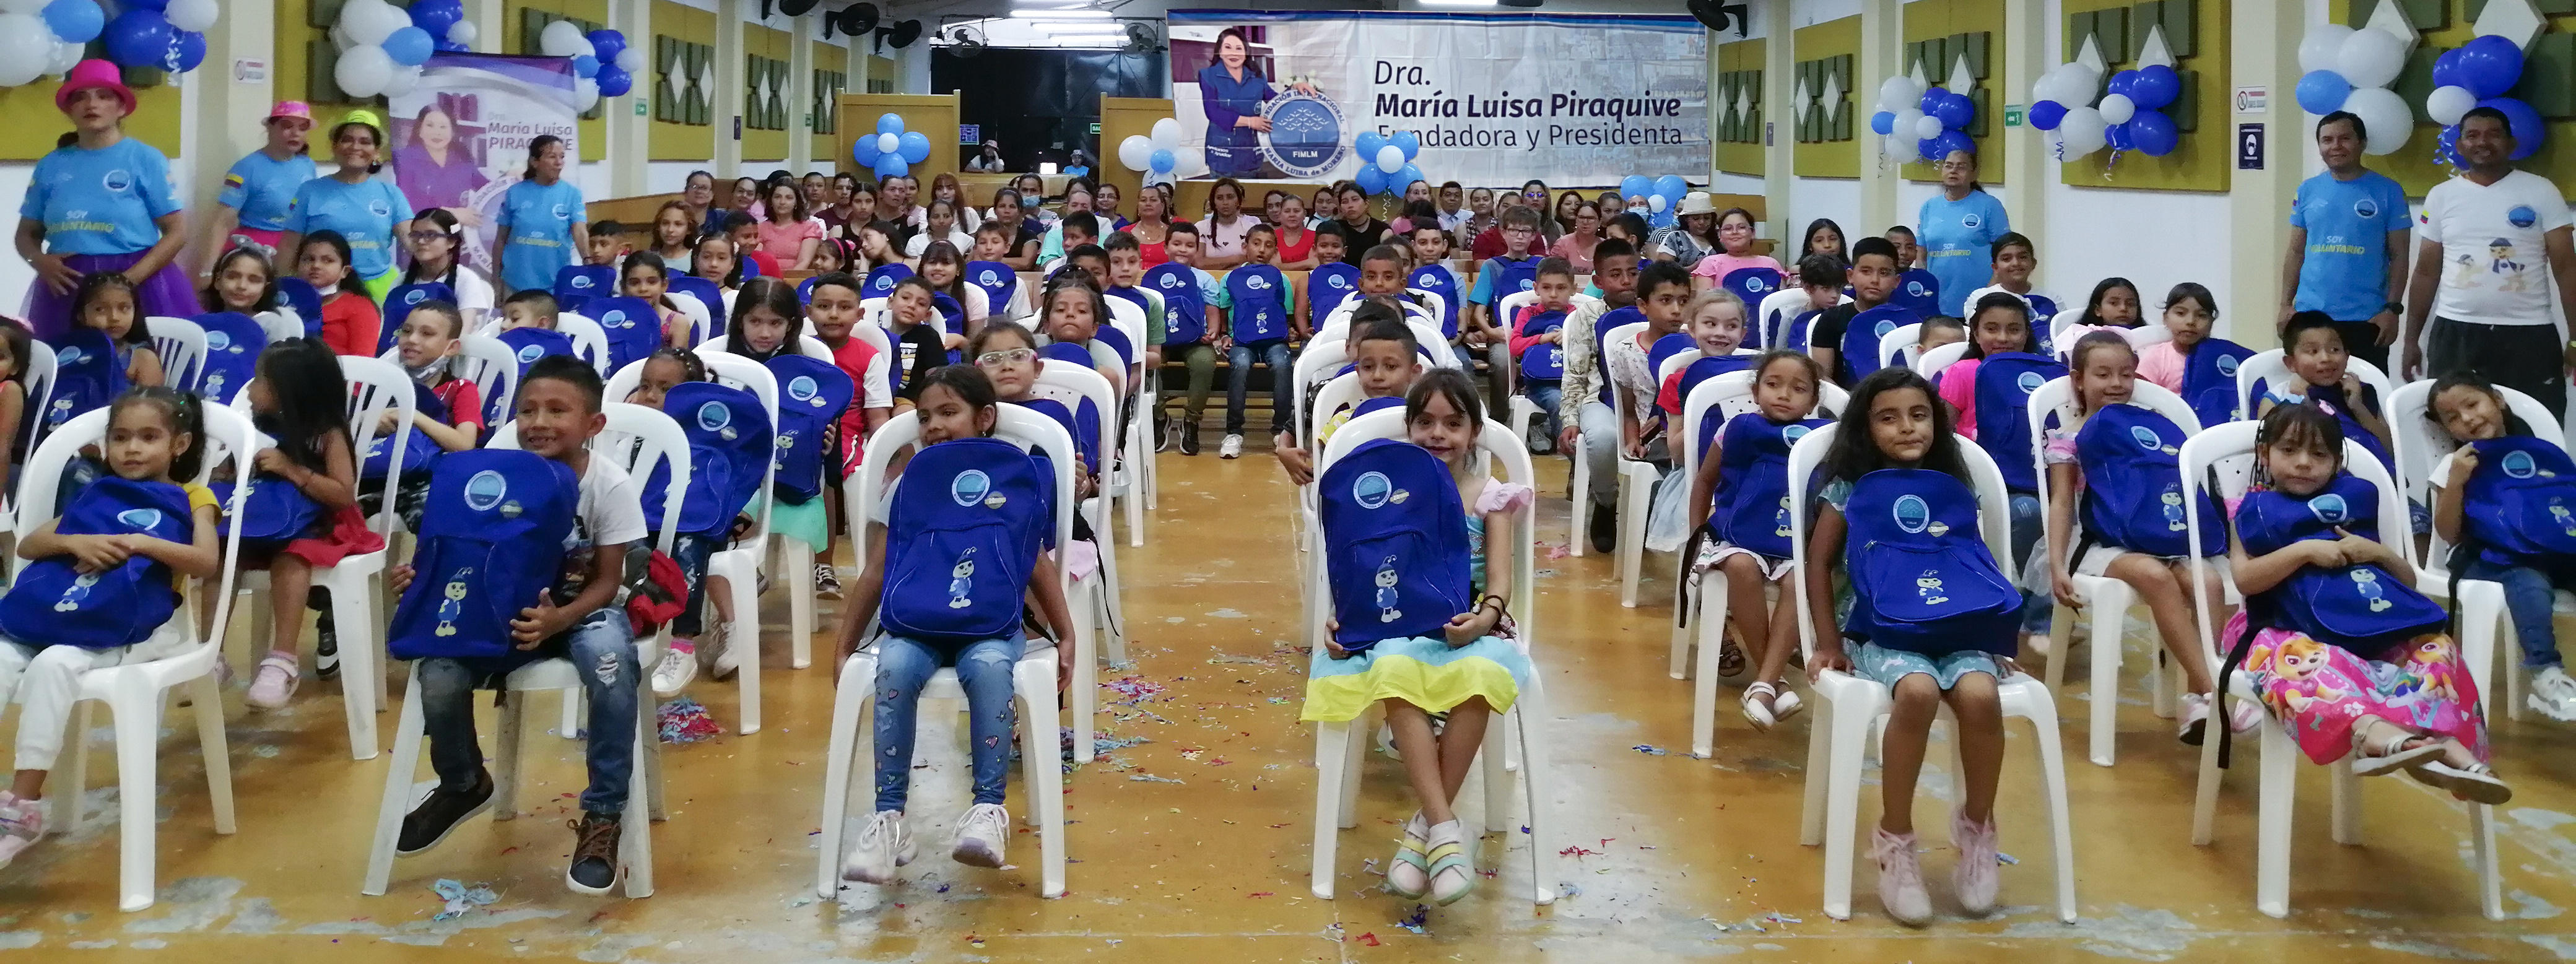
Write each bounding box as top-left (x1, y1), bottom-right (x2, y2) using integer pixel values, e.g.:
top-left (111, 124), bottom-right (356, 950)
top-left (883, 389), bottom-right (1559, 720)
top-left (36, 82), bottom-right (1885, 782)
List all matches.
top-left (428, 376), bottom-right (487, 439)
top-left (1274, 225), bottom-right (1315, 266)
top-left (745, 250), bottom-right (783, 280)
top-left (318, 290), bottom-right (381, 358)
top-left (1471, 227), bottom-right (1547, 261)
top-left (825, 334), bottom-right (881, 469)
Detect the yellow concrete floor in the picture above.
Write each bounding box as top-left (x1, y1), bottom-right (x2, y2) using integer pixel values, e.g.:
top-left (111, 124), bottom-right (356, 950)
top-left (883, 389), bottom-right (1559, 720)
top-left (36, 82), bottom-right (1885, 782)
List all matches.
top-left (3, 440), bottom-right (2576, 963)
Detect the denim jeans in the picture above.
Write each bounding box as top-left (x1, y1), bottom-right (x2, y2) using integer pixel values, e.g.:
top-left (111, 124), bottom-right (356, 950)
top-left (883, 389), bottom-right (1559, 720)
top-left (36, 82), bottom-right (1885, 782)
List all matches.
top-left (2009, 492), bottom-right (2050, 633)
top-left (418, 607), bottom-right (639, 814)
top-left (872, 633), bottom-right (1024, 812)
top-left (2463, 559), bottom-right (2569, 668)
top-left (1524, 380), bottom-right (1564, 444)
top-left (1225, 339), bottom-right (1294, 435)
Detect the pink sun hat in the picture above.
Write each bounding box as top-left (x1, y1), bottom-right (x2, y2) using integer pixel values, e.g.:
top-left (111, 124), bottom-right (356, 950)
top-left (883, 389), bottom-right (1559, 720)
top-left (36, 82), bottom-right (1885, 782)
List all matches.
top-left (55, 59), bottom-right (136, 116)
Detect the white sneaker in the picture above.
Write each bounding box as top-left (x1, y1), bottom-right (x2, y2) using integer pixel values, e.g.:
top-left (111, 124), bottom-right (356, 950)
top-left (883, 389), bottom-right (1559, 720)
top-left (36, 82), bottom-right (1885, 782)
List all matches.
top-left (708, 620), bottom-right (740, 682)
top-left (841, 810), bottom-right (915, 884)
top-left (1219, 433), bottom-right (1244, 459)
top-left (951, 802), bottom-right (1010, 867)
top-left (651, 641), bottom-right (698, 697)
top-left (2530, 666), bottom-right (2576, 722)
top-left (0, 792), bottom-right (44, 871)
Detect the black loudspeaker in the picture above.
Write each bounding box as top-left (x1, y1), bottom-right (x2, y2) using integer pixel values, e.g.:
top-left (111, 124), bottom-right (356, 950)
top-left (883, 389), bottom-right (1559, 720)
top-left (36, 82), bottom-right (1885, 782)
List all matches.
top-left (1688, 0), bottom-right (1751, 37)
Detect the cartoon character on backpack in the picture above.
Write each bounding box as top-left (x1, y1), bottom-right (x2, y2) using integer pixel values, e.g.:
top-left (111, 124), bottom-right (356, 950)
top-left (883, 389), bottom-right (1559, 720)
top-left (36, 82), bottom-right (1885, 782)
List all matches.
top-left (2161, 489), bottom-right (2187, 532)
top-left (1915, 571), bottom-right (1947, 607)
top-left (53, 572), bottom-right (100, 612)
top-left (2348, 568), bottom-right (2393, 612)
top-left (435, 570), bottom-right (473, 636)
top-left (947, 550), bottom-right (977, 609)
top-left (2554, 502), bottom-right (2575, 536)
top-left (1374, 557), bottom-right (1403, 623)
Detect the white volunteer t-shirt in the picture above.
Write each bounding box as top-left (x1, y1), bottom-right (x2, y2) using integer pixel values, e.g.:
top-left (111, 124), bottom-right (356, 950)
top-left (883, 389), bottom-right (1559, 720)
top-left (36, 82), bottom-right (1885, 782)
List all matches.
top-left (555, 454), bottom-right (649, 602)
top-left (2420, 169), bottom-right (2572, 327)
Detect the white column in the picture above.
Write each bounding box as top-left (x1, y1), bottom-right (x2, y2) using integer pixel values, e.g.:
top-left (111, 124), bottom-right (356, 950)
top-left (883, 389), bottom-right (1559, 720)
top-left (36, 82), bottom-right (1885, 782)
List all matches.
top-left (713, 0), bottom-right (746, 176)
top-left (2227, 0), bottom-right (2304, 337)
top-left (788, 13), bottom-right (814, 172)
top-left (1999, 0), bottom-right (2047, 264)
top-left (185, 0), bottom-right (274, 268)
top-left (1856, 0), bottom-right (1904, 233)
top-left (466, 0), bottom-right (505, 53)
top-left (1760, 0), bottom-right (1795, 241)
top-left (606, 0), bottom-right (651, 196)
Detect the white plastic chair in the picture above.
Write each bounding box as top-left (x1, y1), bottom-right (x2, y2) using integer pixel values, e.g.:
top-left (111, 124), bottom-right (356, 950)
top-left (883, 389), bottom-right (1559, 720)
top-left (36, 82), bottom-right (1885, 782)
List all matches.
top-left (2178, 422), bottom-right (2501, 920)
top-left (232, 355), bottom-right (417, 760)
top-left (553, 313), bottom-right (614, 374)
top-left (1879, 322), bottom-right (1922, 374)
top-left (453, 336), bottom-right (522, 430)
top-left (817, 406), bottom-right (1074, 900)
top-left (1310, 315), bottom-right (1461, 369)
top-left (144, 316), bottom-right (209, 393)
top-left (1306, 406), bottom-right (1557, 905)
top-left (697, 333), bottom-right (836, 364)
top-left (2388, 378), bottom-right (2561, 721)
top-left (606, 355), bottom-right (782, 732)
top-left (363, 402), bottom-right (686, 899)
top-left (2023, 377), bottom-right (2226, 766)
top-left (1673, 370), bottom-right (1848, 759)
top-left (254, 309), bottom-right (304, 345)
top-left (1756, 289), bottom-right (1816, 350)
top-left (1095, 297), bottom-right (1151, 549)
top-left (1786, 422), bottom-right (2079, 923)
top-left (15, 405), bottom-right (253, 911)
top-left (1912, 340), bottom-right (1972, 381)
top-left (1033, 362), bottom-right (1125, 762)
top-left (666, 292), bottom-right (715, 347)
top-left (1590, 321), bottom-right (1664, 605)
top-left (0, 341), bottom-right (57, 570)
top-left (2235, 350), bottom-right (2392, 426)
top-left (2048, 310), bottom-right (2172, 351)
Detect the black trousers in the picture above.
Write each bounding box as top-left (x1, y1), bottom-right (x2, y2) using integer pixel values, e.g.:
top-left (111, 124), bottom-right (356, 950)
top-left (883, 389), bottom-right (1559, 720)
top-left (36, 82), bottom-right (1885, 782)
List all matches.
top-left (2329, 318), bottom-right (2391, 376)
top-left (2426, 316), bottom-right (2567, 422)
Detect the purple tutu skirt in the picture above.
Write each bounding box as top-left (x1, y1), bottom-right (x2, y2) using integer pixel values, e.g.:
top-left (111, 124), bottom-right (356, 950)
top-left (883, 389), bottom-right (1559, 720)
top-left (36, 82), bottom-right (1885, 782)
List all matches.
top-left (20, 251), bottom-right (199, 342)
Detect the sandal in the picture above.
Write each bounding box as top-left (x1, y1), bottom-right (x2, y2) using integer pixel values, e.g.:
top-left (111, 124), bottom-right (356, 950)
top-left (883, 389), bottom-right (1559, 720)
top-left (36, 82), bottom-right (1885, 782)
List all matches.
top-left (1717, 640), bottom-right (1746, 678)
top-left (2411, 757), bottom-right (2514, 806)
top-left (1741, 682), bottom-right (1781, 731)
top-left (1424, 819), bottom-right (1476, 905)
top-left (1386, 812), bottom-right (1431, 898)
top-left (1770, 686), bottom-right (1804, 723)
top-left (2348, 721), bottom-right (2443, 778)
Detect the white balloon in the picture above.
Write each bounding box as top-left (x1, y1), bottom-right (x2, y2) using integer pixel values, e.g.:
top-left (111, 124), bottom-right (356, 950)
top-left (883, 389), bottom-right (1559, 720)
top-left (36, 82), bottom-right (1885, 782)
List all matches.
top-left (1647, 194), bottom-right (1668, 214)
top-left (2056, 106), bottom-right (2108, 157)
top-left (0, 16), bottom-right (45, 86)
top-left (1878, 76), bottom-right (1916, 114)
top-left (877, 132), bottom-right (898, 154)
top-left (1913, 114), bottom-right (1943, 139)
top-left (343, 0), bottom-right (401, 46)
top-left (165, 0), bottom-right (219, 33)
top-left (2040, 65), bottom-right (2096, 107)
top-left (2426, 84), bottom-right (2478, 126)
top-left (48, 40), bottom-right (80, 76)
top-left (576, 76), bottom-right (600, 112)
top-left (580, 38), bottom-right (598, 59)
top-left (2098, 93), bottom-right (2136, 124)
top-left (448, 21), bottom-right (478, 47)
top-left (2343, 86), bottom-right (2414, 155)
top-left (334, 44), bottom-right (394, 98)
top-left (1117, 134), bottom-right (1153, 172)
top-left (382, 64), bottom-right (422, 98)
top-left (1150, 117), bottom-right (1182, 152)
top-left (540, 20), bottom-right (588, 58)
top-left (616, 47), bottom-right (645, 73)
top-left (1375, 144), bottom-right (1404, 175)
top-left (2299, 24), bottom-right (2356, 76)
top-left (330, 22), bottom-right (356, 51)
top-left (1892, 108), bottom-right (1926, 142)
top-left (2336, 28), bottom-right (2406, 90)
top-left (1884, 133), bottom-right (1918, 162)
top-left (0, 0), bottom-right (42, 14)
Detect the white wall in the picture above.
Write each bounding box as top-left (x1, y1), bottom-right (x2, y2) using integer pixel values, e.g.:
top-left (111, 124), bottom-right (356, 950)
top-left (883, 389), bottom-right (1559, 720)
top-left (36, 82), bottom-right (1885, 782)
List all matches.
top-left (1788, 176), bottom-right (1863, 248)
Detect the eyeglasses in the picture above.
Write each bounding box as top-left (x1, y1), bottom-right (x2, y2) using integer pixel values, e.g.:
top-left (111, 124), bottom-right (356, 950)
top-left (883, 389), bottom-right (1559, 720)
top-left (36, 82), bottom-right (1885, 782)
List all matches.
top-left (1719, 223), bottom-right (1754, 233)
top-left (407, 230), bottom-right (451, 242)
top-left (975, 347), bottom-right (1035, 368)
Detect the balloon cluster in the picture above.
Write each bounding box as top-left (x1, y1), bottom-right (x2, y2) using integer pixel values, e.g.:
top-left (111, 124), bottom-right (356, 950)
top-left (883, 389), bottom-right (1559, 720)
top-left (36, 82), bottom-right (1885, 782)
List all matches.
top-left (66, 0), bottom-right (210, 82)
top-left (537, 20), bottom-right (641, 111)
top-left (333, 0), bottom-right (472, 99)
top-left (2424, 34), bottom-right (2539, 165)
top-left (851, 113), bottom-right (930, 179)
top-left (1617, 175), bottom-right (1690, 229)
top-left (1867, 75), bottom-right (1974, 164)
top-left (1352, 130), bottom-right (1421, 195)
top-left (1116, 118), bottom-right (1193, 188)
top-left (2292, 24), bottom-right (2413, 156)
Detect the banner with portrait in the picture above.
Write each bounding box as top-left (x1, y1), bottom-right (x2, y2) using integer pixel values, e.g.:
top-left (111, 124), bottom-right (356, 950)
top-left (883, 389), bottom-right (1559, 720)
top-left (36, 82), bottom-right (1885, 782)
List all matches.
top-left (385, 54), bottom-right (581, 276)
top-left (1165, 10), bottom-right (1708, 187)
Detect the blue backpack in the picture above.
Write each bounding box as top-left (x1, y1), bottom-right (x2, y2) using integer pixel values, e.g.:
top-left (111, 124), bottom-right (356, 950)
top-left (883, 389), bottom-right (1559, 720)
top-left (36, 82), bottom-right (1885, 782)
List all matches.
top-left (2234, 473), bottom-right (2445, 649)
top-left (583, 296), bottom-right (663, 372)
top-left (1781, 308), bottom-right (1820, 355)
top-left (2180, 337), bottom-right (2254, 428)
top-left (1144, 263), bottom-right (1209, 345)
top-left (1482, 256), bottom-right (1538, 305)
top-left (1718, 266), bottom-right (1783, 312)
top-left (1227, 264), bottom-right (1292, 344)
top-left (645, 382), bottom-right (772, 537)
top-left (552, 264), bottom-right (616, 313)
top-left (1017, 396), bottom-right (1102, 485)
top-left (1671, 354), bottom-right (1756, 420)
top-left (2308, 380), bottom-right (2395, 474)
top-left (931, 292), bottom-right (966, 339)
top-left (386, 451), bottom-right (581, 661)
top-left (2074, 404), bottom-right (2222, 558)
top-left (2461, 436), bottom-right (2576, 565)
top-left (863, 264), bottom-right (913, 302)
top-left (1842, 468), bottom-right (2022, 656)
top-left (1318, 438), bottom-right (1472, 651)
top-left (1712, 415), bottom-right (1829, 558)
top-left (1310, 263), bottom-right (1359, 323)
top-left (359, 380), bottom-right (451, 480)
top-left (0, 477), bottom-right (194, 649)
top-left (274, 278), bottom-right (325, 339)
top-left (1838, 305), bottom-right (1918, 384)
top-left (211, 466), bottom-right (324, 546)
top-left (191, 311), bottom-right (267, 404)
top-left (495, 327), bottom-right (577, 383)
top-left (767, 355), bottom-right (855, 504)
top-left (964, 261), bottom-right (1018, 319)
top-left (43, 329), bottom-right (126, 436)
top-left (1972, 351), bottom-right (2065, 492)
top-left (878, 438), bottom-right (1051, 643)
top-left (1590, 306), bottom-right (1645, 404)
top-left (668, 276), bottom-right (724, 323)
top-left (379, 281), bottom-right (458, 353)
top-left (1516, 308), bottom-right (1568, 380)
top-left (1892, 268), bottom-right (1942, 319)
top-left (1408, 265), bottom-right (1463, 338)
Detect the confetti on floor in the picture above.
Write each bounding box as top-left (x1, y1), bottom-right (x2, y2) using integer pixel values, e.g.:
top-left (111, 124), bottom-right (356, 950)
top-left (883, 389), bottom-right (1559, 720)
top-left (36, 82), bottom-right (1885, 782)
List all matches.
top-left (656, 698), bottom-right (721, 744)
top-left (1632, 744), bottom-right (1669, 755)
top-left (1103, 677), bottom-right (1168, 705)
top-left (430, 879), bottom-right (498, 921)
top-left (1129, 773), bottom-right (1186, 784)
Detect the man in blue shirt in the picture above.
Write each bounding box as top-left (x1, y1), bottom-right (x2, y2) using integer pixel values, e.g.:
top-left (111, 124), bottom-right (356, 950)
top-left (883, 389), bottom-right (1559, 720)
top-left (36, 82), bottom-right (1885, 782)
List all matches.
top-left (2282, 110), bottom-right (2412, 373)
top-left (1915, 150), bottom-right (2009, 317)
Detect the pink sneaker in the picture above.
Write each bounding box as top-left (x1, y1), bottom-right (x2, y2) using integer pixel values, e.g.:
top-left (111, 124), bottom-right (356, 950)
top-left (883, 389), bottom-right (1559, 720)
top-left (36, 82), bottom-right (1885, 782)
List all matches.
top-left (0, 792), bottom-right (45, 870)
top-left (1871, 827), bottom-right (1931, 926)
top-left (246, 654), bottom-right (299, 710)
top-left (1951, 811), bottom-right (2000, 916)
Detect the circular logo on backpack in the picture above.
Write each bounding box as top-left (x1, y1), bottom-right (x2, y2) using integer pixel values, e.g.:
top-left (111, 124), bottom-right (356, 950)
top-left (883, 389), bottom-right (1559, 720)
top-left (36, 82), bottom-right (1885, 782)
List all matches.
top-left (977, 269), bottom-right (1000, 286)
top-left (207, 331), bottom-right (232, 353)
top-left (951, 469), bottom-right (992, 506)
top-left (516, 344), bottom-right (544, 363)
top-left (1743, 276), bottom-right (1770, 293)
top-left (463, 470), bottom-right (508, 511)
top-left (1906, 281), bottom-right (1928, 297)
top-left (788, 375), bottom-right (820, 407)
top-left (572, 275), bottom-right (596, 289)
top-left (2504, 449), bottom-right (2539, 479)
top-left (1892, 494), bottom-right (1931, 534)
top-left (602, 309), bottom-right (630, 329)
top-left (402, 289), bottom-right (425, 305)
top-left (695, 401), bottom-right (731, 433)
top-left (2217, 355), bottom-right (2240, 376)
top-left (2131, 425), bottom-right (2163, 450)
top-left (1873, 319), bottom-right (1895, 339)
top-left (2017, 371), bottom-right (2045, 394)
top-left (1352, 470), bottom-right (1393, 510)
top-left (55, 346), bottom-right (84, 366)
top-left (2309, 493), bottom-right (2351, 524)
top-left (115, 508), bottom-right (162, 530)
top-left (1783, 424), bottom-right (1810, 445)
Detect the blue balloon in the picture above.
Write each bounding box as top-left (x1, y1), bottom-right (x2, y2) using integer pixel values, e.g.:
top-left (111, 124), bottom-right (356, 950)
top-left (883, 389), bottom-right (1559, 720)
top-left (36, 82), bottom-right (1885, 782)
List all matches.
top-left (851, 132), bottom-right (882, 165)
top-left (586, 29), bottom-right (626, 65)
top-left (572, 54), bottom-right (598, 78)
top-left (1398, 162), bottom-right (1423, 187)
top-left (595, 66), bottom-right (632, 98)
top-left (43, 0), bottom-right (103, 45)
top-left (1920, 89), bottom-right (1943, 115)
top-left (1652, 174), bottom-right (1687, 201)
top-left (1650, 209), bottom-right (1676, 231)
top-left (2130, 64), bottom-right (2181, 110)
top-left (1869, 110), bottom-right (1895, 135)
top-left (1149, 149), bottom-right (1175, 174)
top-left (873, 154), bottom-right (907, 179)
top-left (2436, 123), bottom-right (2463, 167)
top-left (2476, 96), bottom-right (2545, 160)
top-left (897, 130), bottom-right (930, 164)
top-left (1619, 175), bottom-right (1651, 200)
top-left (170, 29), bottom-right (202, 72)
top-left (408, 0), bottom-right (464, 36)
top-left (1354, 130), bottom-right (1386, 162)
top-left (1391, 130), bottom-right (1420, 159)
top-left (2107, 69), bottom-right (2139, 100)
top-left (2106, 121), bottom-right (2135, 153)
top-left (1917, 136), bottom-right (1943, 163)
top-left (876, 113), bottom-right (903, 136)
top-left (102, 9), bottom-right (172, 69)
top-left (1354, 165), bottom-right (1385, 195)
top-left (2028, 100), bottom-right (2068, 131)
top-left (2294, 69), bottom-right (2352, 115)
top-left (1930, 90), bottom-right (1972, 129)
top-left (383, 26), bottom-right (434, 66)
top-left (1930, 129), bottom-right (1974, 161)
top-left (2128, 110), bottom-right (2177, 156)
top-left (2432, 48), bottom-right (2469, 90)
top-left (2457, 34), bottom-right (2525, 99)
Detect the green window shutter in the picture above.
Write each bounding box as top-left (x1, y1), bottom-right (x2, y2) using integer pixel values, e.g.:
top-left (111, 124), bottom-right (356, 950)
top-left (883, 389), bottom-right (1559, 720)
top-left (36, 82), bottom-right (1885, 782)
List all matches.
top-left (310, 39), bottom-right (346, 103)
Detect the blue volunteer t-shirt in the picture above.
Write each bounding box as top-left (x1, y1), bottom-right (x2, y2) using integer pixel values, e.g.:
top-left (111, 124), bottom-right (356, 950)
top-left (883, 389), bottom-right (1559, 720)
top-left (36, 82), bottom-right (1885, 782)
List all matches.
top-left (1917, 190), bottom-right (2010, 316)
top-left (20, 139), bottom-right (181, 256)
top-left (497, 178), bottom-right (588, 294)
top-left (217, 150), bottom-right (317, 233)
top-left (285, 176), bottom-right (416, 279)
top-left (2290, 169), bottom-right (2411, 322)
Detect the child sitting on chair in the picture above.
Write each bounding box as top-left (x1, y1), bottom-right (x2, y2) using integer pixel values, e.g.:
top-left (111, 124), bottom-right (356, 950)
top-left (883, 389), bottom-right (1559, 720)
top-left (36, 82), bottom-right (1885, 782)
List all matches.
top-left (2427, 372), bottom-right (2576, 721)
